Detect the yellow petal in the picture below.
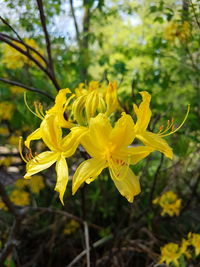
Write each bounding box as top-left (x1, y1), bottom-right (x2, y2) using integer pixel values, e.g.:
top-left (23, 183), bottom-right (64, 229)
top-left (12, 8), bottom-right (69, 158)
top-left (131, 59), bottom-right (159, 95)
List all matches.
top-left (55, 154), bottom-right (68, 205)
top-left (24, 128), bottom-right (42, 149)
top-left (110, 168), bottom-right (141, 202)
top-left (137, 131), bottom-right (173, 159)
top-left (40, 114), bottom-right (62, 151)
top-left (128, 146), bottom-right (155, 164)
top-left (85, 91), bottom-right (99, 120)
top-left (80, 114), bottom-right (112, 158)
top-left (24, 151), bottom-right (59, 178)
top-left (105, 81), bottom-right (119, 115)
top-left (62, 126), bottom-right (88, 157)
top-left (110, 112), bottom-right (135, 149)
top-left (47, 88), bottom-right (74, 128)
top-left (134, 91), bottom-right (152, 132)
top-left (72, 158), bottom-right (106, 195)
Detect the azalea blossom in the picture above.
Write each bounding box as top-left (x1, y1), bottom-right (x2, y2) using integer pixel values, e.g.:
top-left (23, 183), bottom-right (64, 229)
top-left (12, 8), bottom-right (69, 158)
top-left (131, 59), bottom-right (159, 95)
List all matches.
top-left (72, 112), bottom-right (154, 202)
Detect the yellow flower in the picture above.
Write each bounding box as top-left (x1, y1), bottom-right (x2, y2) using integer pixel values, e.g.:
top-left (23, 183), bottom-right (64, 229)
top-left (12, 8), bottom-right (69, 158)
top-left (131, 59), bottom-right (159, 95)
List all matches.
top-left (164, 21), bottom-right (190, 42)
top-left (2, 39), bottom-right (45, 69)
top-left (0, 157), bottom-right (12, 167)
top-left (63, 219), bottom-right (80, 235)
top-left (180, 238), bottom-right (191, 259)
top-left (133, 91), bottom-right (173, 159)
top-left (0, 127), bottom-right (9, 135)
top-left (10, 189), bottom-right (30, 206)
top-left (72, 112), bottom-right (154, 202)
top-left (15, 178), bottom-right (27, 189)
top-left (0, 200), bottom-right (7, 210)
top-left (153, 191), bottom-right (182, 217)
top-left (188, 232), bottom-right (200, 256)
top-left (23, 114), bottom-right (87, 204)
top-left (8, 136), bottom-right (20, 146)
top-left (28, 175), bottom-right (45, 194)
top-left (159, 242), bottom-right (182, 266)
top-left (72, 81), bottom-right (120, 125)
top-left (0, 102), bottom-right (14, 120)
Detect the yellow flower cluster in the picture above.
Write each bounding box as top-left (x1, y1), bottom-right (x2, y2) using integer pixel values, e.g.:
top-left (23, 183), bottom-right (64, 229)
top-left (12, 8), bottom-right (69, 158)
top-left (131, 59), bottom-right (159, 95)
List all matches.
top-left (153, 191), bottom-right (182, 216)
top-left (160, 232), bottom-right (200, 266)
top-left (63, 219), bottom-right (80, 235)
top-left (20, 81), bottom-right (189, 204)
top-left (0, 101), bottom-right (14, 120)
top-left (15, 175), bottom-right (45, 194)
top-left (2, 39), bottom-right (45, 69)
top-left (164, 21), bottom-right (190, 42)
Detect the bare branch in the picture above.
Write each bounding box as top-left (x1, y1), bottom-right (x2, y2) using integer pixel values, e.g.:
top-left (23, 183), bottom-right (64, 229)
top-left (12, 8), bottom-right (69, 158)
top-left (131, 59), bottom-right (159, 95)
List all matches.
top-left (69, 0), bottom-right (81, 45)
top-left (36, 0), bottom-right (60, 91)
top-left (0, 32), bottom-right (48, 65)
top-left (0, 16), bottom-right (23, 43)
top-left (0, 77), bottom-right (54, 101)
top-left (0, 34), bottom-right (60, 90)
top-left (84, 221), bottom-right (90, 267)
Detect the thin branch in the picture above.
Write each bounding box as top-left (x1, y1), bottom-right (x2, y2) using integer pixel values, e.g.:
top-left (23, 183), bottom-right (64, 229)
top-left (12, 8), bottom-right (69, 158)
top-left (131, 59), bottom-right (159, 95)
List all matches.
top-left (36, 0), bottom-right (60, 90)
top-left (0, 34), bottom-right (60, 90)
top-left (0, 77), bottom-right (54, 101)
top-left (189, 0), bottom-right (200, 28)
top-left (69, 0), bottom-right (81, 45)
top-left (29, 207), bottom-right (102, 230)
top-left (67, 235), bottom-right (113, 267)
top-left (0, 16), bottom-right (23, 43)
top-left (149, 154), bottom-right (164, 205)
top-left (0, 32), bottom-right (48, 65)
top-left (84, 221), bottom-right (90, 267)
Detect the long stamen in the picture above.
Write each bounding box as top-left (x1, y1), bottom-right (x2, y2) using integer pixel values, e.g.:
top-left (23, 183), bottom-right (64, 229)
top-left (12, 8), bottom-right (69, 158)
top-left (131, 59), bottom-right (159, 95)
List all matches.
top-left (34, 102), bottom-right (44, 120)
top-left (158, 118), bottom-right (174, 135)
top-left (24, 92), bottom-right (42, 119)
top-left (160, 105), bottom-right (190, 137)
top-left (19, 137), bottom-right (28, 163)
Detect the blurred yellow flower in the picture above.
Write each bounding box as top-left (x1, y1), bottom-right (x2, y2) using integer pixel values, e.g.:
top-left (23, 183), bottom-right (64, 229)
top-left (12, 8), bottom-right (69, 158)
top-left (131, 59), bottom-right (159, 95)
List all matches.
top-left (0, 102), bottom-right (14, 120)
top-left (153, 191), bottom-right (182, 216)
top-left (180, 238), bottom-right (191, 259)
top-left (10, 189), bottom-right (30, 206)
top-left (0, 200), bottom-right (8, 210)
top-left (188, 232), bottom-right (200, 256)
top-left (0, 127), bottom-right (9, 135)
top-left (8, 136), bottom-right (20, 146)
top-left (0, 157), bottom-right (12, 167)
top-left (63, 219), bottom-right (80, 235)
top-left (15, 176), bottom-right (45, 194)
top-left (28, 175), bottom-right (45, 194)
top-left (164, 21), bottom-right (190, 42)
top-left (10, 86), bottom-right (26, 95)
top-left (2, 39), bottom-right (45, 69)
top-left (159, 242), bottom-right (182, 266)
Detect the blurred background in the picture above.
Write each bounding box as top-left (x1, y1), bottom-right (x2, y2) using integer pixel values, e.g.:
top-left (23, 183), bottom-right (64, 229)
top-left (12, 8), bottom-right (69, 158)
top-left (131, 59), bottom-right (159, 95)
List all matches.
top-left (0, 0), bottom-right (200, 266)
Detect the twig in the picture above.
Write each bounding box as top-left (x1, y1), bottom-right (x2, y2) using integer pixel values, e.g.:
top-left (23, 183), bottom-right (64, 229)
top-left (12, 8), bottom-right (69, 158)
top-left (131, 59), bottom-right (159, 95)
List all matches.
top-left (0, 16), bottom-right (23, 43)
top-left (29, 207), bottom-right (102, 230)
top-left (66, 235), bottom-right (113, 267)
top-left (84, 221), bottom-right (90, 267)
top-left (0, 77), bottom-right (54, 101)
top-left (69, 0), bottom-right (81, 45)
top-left (0, 34), bottom-right (60, 90)
top-left (149, 154), bottom-right (164, 205)
top-left (0, 32), bottom-right (48, 65)
top-left (36, 0), bottom-right (60, 91)
top-left (189, 0), bottom-right (200, 28)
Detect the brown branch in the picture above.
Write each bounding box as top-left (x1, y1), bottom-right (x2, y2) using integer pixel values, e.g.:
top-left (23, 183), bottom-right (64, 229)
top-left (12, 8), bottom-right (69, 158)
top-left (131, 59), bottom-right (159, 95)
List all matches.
top-left (29, 207), bottom-right (102, 230)
top-left (0, 34), bottom-right (60, 90)
top-left (0, 77), bottom-right (54, 101)
top-left (0, 16), bottom-right (23, 43)
top-left (0, 32), bottom-right (48, 65)
top-left (69, 0), bottom-right (81, 45)
top-left (36, 0), bottom-right (60, 91)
